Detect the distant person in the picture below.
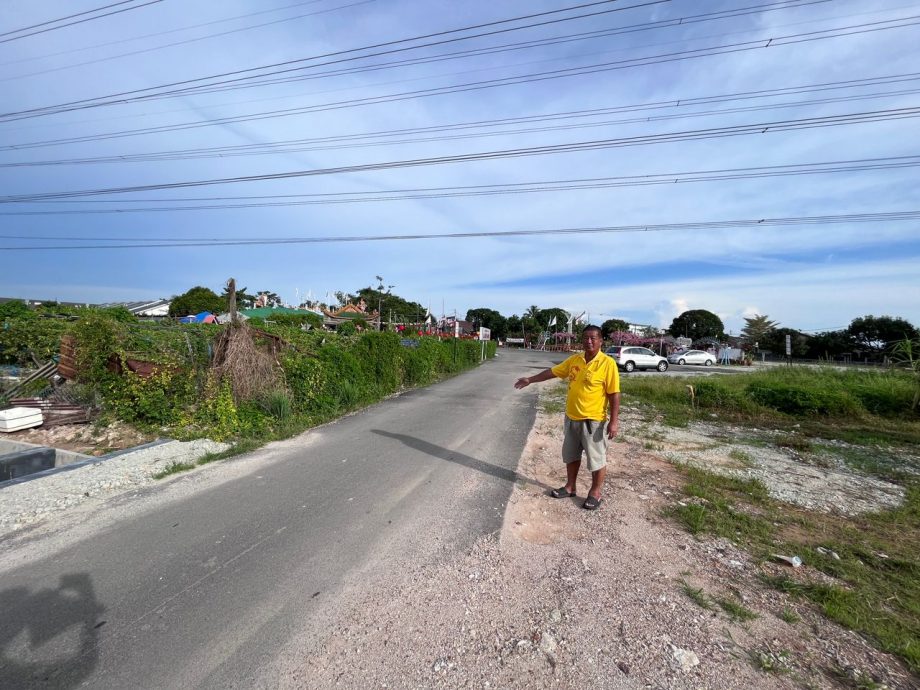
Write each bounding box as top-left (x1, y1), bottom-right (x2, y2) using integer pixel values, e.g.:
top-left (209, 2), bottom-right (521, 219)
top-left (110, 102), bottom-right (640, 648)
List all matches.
top-left (513, 325), bottom-right (620, 510)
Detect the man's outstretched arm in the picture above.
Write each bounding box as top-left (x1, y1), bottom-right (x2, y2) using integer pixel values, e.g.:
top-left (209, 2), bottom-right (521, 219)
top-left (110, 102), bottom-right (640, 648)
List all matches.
top-left (514, 368), bottom-right (557, 389)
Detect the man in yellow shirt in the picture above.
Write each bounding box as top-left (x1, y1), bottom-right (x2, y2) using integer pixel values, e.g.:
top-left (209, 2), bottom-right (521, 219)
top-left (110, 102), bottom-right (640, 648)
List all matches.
top-left (514, 325), bottom-right (620, 510)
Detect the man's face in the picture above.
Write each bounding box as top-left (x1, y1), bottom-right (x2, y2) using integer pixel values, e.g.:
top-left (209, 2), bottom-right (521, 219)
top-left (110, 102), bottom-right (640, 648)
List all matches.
top-left (581, 330), bottom-right (602, 356)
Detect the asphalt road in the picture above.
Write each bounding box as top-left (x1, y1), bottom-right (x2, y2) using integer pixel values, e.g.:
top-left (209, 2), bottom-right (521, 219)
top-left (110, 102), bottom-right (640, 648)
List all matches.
top-left (0, 349), bottom-right (564, 689)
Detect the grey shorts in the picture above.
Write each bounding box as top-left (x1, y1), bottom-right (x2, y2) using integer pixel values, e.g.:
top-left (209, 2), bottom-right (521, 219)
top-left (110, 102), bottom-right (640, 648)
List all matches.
top-left (562, 417), bottom-right (608, 471)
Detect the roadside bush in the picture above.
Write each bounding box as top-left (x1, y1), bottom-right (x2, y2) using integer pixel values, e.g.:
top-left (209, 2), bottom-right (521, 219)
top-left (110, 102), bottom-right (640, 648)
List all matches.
top-left (692, 379), bottom-right (756, 414)
top-left (259, 388), bottom-right (293, 420)
top-left (401, 338), bottom-right (442, 385)
top-left (105, 366), bottom-right (196, 426)
top-left (264, 312), bottom-right (323, 330)
top-left (746, 381), bottom-right (859, 416)
top-left (0, 312), bottom-right (69, 366)
top-left (68, 312), bottom-right (122, 381)
top-left (351, 331), bottom-right (402, 397)
top-left (282, 353), bottom-right (333, 416)
top-left (850, 377), bottom-right (916, 417)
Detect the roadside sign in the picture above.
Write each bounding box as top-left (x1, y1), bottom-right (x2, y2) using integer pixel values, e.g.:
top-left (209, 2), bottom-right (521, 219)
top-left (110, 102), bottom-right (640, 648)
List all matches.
top-left (479, 327), bottom-right (491, 341)
top-left (785, 334), bottom-right (792, 356)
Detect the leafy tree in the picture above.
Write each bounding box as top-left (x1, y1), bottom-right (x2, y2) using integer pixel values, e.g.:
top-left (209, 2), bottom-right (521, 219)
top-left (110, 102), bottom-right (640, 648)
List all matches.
top-left (168, 286), bottom-right (225, 317)
top-left (0, 299), bottom-right (32, 319)
top-left (761, 327), bottom-right (808, 357)
top-left (890, 337), bottom-right (920, 411)
top-left (255, 291), bottom-right (283, 308)
top-left (668, 309), bottom-right (724, 340)
top-left (466, 308), bottom-right (507, 339)
top-left (506, 315), bottom-right (523, 339)
top-left (333, 290), bottom-right (356, 307)
top-left (601, 318), bottom-right (629, 337)
top-left (220, 283), bottom-right (256, 309)
top-left (354, 285), bottom-right (425, 325)
top-left (847, 315), bottom-right (918, 353)
top-left (740, 314), bottom-right (779, 347)
top-left (804, 330), bottom-right (855, 359)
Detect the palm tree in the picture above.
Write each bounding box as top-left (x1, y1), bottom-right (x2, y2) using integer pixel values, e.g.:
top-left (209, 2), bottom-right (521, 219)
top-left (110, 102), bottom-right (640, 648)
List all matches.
top-left (741, 314), bottom-right (779, 347)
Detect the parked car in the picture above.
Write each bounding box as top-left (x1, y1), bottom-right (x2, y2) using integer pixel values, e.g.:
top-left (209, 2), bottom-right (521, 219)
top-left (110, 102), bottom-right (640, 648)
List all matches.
top-left (605, 346), bottom-right (668, 372)
top-left (667, 349), bottom-right (715, 366)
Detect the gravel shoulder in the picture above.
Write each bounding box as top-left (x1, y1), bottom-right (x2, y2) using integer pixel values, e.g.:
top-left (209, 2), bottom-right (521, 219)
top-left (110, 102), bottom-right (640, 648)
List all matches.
top-left (280, 387), bottom-right (914, 690)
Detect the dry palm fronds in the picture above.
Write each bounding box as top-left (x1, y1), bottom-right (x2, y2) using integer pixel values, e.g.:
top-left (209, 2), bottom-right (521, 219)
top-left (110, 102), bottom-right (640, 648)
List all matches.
top-left (212, 323), bottom-right (282, 403)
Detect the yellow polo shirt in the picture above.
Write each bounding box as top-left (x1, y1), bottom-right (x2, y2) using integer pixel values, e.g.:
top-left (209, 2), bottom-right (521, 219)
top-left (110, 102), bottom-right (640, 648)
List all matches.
top-left (551, 351), bottom-right (620, 421)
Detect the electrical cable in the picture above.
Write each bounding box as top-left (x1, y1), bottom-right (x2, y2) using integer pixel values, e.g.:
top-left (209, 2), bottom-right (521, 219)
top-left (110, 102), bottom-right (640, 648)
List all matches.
top-left (4, 82), bottom-right (916, 166)
top-left (2, 211), bottom-right (917, 250)
top-left (2, 107), bottom-right (917, 203)
top-left (0, 0), bottom-right (376, 84)
top-left (0, 0), bottom-right (164, 45)
top-left (0, 0), bottom-right (644, 119)
top-left (1, 155), bottom-right (916, 214)
top-left (1, 13), bottom-right (914, 147)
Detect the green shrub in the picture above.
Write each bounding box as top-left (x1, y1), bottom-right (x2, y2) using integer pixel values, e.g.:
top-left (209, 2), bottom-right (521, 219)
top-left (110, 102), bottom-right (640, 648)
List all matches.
top-left (337, 321), bottom-right (357, 336)
top-left (259, 388), bottom-right (293, 420)
top-left (193, 378), bottom-right (241, 440)
top-left (692, 379), bottom-right (753, 412)
top-left (352, 331), bottom-right (402, 397)
top-left (264, 312), bottom-right (323, 330)
top-left (850, 376), bottom-right (916, 417)
top-left (105, 366), bottom-right (195, 426)
top-left (0, 312), bottom-right (69, 366)
top-left (68, 314), bottom-right (122, 380)
top-left (746, 382), bottom-right (859, 416)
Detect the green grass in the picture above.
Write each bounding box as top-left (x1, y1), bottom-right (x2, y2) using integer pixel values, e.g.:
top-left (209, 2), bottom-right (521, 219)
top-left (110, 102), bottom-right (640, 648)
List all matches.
top-left (672, 465), bottom-right (920, 673)
top-left (728, 448), bottom-right (755, 466)
top-left (539, 382), bottom-right (567, 415)
top-left (681, 581), bottom-right (716, 611)
top-left (779, 606), bottom-right (801, 624)
top-left (622, 367), bottom-right (920, 446)
top-left (750, 647), bottom-right (791, 675)
top-left (153, 460), bottom-right (195, 479)
top-left (715, 595), bottom-right (759, 622)
top-left (629, 369), bottom-right (920, 673)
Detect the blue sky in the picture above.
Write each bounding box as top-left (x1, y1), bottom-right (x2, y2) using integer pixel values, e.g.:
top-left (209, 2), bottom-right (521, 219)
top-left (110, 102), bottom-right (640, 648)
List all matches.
top-left (0, 0), bottom-right (918, 334)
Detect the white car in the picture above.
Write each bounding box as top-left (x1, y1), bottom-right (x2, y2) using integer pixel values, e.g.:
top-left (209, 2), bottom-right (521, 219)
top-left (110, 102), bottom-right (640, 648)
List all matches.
top-left (605, 346), bottom-right (668, 372)
top-left (668, 349), bottom-right (715, 366)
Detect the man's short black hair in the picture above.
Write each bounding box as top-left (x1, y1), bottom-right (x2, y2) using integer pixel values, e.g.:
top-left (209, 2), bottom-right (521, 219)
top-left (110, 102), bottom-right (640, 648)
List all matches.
top-left (582, 324), bottom-right (602, 336)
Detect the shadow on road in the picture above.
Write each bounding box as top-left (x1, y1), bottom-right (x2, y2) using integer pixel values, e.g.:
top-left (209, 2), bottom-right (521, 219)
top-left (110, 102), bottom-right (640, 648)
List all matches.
top-left (0, 573), bottom-right (104, 688)
top-left (371, 429), bottom-right (552, 493)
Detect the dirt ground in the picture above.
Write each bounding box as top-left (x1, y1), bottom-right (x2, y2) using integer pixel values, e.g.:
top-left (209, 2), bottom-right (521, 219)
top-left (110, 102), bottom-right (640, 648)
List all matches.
top-left (5, 420), bottom-right (155, 456)
top-left (285, 397), bottom-right (915, 689)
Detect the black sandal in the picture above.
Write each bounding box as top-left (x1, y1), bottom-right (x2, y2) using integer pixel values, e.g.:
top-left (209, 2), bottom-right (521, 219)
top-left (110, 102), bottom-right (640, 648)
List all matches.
top-left (582, 496), bottom-right (602, 510)
top-left (550, 486), bottom-right (576, 498)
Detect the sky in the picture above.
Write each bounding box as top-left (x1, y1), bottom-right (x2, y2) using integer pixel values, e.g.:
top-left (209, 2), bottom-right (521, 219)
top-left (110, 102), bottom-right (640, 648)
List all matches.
top-left (0, 0), bottom-right (918, 334)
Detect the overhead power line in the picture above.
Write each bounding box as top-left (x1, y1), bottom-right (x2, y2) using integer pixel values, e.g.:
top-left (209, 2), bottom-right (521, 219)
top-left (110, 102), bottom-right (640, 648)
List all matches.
top-left (2, 156), bottom-right (916, 215)
top-left (0, 0), bottom-right (376, 84)
top-left (0, 0), bottom-right (344, 69)
top-left (0, 0), bottom-right (164, 45)
top-left (3, 211), bottom-right (918, 250)
top-left (3, 80), bottom-right (916, 166)
top-left (1, 11), bottom-right (914, 144)
top-left (2, 108), bottom-right (917, 203)
top-left (3, 70), bottom-right (915, 154)
top-left (0, 0), bottom-right (649, 119)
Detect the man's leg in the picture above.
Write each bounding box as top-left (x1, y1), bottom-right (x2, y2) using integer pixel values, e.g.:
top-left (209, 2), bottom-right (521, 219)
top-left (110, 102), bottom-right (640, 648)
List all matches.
top-left (588, 466), bottom-right (606, 500)
top-left (564, 459), bottom-right (581, 493)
